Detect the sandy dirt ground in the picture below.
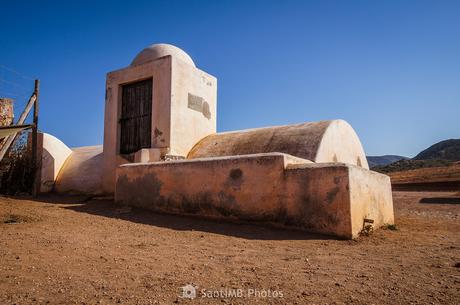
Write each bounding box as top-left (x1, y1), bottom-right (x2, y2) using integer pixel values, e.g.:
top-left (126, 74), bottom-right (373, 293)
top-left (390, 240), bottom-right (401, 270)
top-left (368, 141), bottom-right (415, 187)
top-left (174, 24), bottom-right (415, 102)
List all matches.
top-left (0, 191), bottom-right (459, 305)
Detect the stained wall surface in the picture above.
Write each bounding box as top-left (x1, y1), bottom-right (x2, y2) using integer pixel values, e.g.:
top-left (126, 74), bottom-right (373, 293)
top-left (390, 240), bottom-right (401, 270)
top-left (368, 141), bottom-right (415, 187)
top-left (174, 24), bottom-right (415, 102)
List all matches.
top-left (169, 57), bottom-right (217, 157)
top-left (103, 54), bottom-right (217, 193)
top-left (115, 153), bottom-right (393, 239)
top-left (284, 162), bottom-right (393, 237)
top-left (103, 57), bottom-right (172, 193)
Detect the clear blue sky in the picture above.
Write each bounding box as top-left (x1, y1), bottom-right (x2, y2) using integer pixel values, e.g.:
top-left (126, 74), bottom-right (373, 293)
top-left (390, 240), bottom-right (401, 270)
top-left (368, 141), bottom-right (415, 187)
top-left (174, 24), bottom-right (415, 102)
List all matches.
top-left (1, 0), bottom-right (459, 157)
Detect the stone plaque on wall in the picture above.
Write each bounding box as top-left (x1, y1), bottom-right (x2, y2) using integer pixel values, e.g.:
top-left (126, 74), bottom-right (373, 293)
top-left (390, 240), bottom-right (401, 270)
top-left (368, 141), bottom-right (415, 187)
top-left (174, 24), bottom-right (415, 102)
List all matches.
top-left (188, 93), bottom-right (211, 119)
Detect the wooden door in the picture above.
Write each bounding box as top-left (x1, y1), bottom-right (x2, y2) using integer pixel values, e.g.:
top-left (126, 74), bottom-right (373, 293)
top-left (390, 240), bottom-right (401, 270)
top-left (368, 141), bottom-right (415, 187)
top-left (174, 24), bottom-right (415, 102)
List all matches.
top-left (119, 78), bottom-right (152, 154)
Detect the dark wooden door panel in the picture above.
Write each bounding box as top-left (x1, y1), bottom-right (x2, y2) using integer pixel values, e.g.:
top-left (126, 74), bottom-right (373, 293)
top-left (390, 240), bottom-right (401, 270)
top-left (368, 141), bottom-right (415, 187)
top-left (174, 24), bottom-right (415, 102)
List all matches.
top-left (120, 78), bottom-right (152, 154)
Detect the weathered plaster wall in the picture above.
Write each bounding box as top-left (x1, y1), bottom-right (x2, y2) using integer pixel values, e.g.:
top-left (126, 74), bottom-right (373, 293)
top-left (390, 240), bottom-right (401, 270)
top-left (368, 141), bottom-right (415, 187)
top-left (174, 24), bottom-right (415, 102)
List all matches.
top-left (348, 165), bottom-right (394, 237)
top-left (188, 120), bottom-right (369, 169)
top-left (116, 153), bottom-right (294, 217)
top-left (169, 57), bottom-right (217, 157)
top-left (55, 145), bottom-right (103, 194)
top-left (103, 56), bottom-right (172, 193)
top-left (284, 162), bottom-right (393, 237)
top-left (103, 54), bottom-right (217, 193)
top-left (36, 133), bottom-right (73, 193)
top-left (283, 163), bottom-right (353, 237)
top-left (115, 153), bottom-right (393, 239)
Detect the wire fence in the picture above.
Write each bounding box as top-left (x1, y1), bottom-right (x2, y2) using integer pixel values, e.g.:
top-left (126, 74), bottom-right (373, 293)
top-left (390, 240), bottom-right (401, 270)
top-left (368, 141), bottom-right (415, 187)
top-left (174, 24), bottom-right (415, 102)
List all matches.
top-left (0, 64), bottom-right (37, 194)
top-left (0, 64), bottom-right (36, 125)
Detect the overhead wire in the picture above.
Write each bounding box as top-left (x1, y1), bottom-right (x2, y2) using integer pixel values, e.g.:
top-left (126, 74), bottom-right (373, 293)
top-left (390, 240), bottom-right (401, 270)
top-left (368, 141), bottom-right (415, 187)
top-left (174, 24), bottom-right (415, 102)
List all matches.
top-left (0, 64), bottom-right (35, 81)
top-left (0, 65), bottom-right (36, 125)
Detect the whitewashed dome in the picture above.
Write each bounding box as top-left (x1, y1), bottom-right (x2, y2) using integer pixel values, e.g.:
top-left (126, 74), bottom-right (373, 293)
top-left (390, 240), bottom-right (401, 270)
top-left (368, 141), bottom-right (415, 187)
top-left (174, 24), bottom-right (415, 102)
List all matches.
top-left (130, 43), bottom-right (195, 67)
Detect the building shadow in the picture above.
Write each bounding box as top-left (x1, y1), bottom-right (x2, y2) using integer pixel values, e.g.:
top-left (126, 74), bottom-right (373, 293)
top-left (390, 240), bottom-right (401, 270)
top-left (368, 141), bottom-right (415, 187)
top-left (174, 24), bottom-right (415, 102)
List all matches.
top-left (31, 194), bottom-right (334, 241)
top-left (419, 197), bottom-right (460, 204)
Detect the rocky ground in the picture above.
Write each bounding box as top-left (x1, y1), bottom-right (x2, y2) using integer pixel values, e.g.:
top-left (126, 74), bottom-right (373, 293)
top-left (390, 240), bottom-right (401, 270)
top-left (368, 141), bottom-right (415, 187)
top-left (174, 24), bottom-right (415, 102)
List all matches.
top-left (0, 191), bottom-right (459, 305)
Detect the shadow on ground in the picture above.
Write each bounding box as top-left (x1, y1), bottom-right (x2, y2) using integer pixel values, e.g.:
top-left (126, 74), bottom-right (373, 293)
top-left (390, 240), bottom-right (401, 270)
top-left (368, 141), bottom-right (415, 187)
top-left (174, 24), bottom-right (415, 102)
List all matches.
top-left (419, 197), bottom-right (460, 204)
top-left (28, 194), bottom-right (333, 241)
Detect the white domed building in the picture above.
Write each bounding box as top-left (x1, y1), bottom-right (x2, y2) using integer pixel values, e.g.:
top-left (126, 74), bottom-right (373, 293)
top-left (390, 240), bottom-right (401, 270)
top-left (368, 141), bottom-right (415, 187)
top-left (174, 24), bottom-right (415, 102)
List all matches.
top-left (36, 43), bottom-right (393, 239)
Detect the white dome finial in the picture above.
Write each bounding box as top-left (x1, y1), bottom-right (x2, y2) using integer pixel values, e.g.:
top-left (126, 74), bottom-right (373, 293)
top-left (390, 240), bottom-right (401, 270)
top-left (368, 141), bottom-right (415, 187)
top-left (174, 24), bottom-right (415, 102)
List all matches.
top-left (131, 43), bottom-right (195, 67)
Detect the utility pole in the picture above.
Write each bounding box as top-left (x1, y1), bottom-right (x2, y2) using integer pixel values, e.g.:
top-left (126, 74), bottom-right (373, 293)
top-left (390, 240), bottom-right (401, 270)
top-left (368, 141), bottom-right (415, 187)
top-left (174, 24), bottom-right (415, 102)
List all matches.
top-left (31, 79), bottom-right (39, 196)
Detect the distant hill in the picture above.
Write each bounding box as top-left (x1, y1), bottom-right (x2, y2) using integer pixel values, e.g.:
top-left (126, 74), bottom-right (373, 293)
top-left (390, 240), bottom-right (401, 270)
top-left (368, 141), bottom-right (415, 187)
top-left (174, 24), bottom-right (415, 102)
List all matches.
top-left (372, 139), bottom-right (460, 174)
top-left (372, 159), bottom-right (454, 174)
top-left (413, 139), bottom-right (460, 161)
top-left (367, 155), bottom-right (408, 168)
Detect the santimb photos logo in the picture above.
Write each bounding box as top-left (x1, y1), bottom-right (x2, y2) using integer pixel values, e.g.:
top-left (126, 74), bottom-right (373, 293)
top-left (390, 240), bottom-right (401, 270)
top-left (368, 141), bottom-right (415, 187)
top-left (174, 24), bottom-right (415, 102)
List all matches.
top-left (180, 284), bottom-right (198, 299)
top-left (179, 283), bottom-right (283, 300)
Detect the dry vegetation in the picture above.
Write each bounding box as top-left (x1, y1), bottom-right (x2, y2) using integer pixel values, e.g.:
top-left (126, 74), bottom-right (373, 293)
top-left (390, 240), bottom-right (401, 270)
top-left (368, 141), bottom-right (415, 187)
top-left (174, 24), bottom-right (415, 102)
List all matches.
top-left (0, 132), bottom-right (34, 195)
top-left (388, 164), bottom-right (460, 185)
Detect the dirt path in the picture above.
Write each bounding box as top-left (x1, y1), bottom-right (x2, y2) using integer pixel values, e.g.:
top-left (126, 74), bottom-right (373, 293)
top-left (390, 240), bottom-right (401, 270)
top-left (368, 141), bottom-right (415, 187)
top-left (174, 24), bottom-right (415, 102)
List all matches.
top-left (0, 192), bottom-right (459, 304)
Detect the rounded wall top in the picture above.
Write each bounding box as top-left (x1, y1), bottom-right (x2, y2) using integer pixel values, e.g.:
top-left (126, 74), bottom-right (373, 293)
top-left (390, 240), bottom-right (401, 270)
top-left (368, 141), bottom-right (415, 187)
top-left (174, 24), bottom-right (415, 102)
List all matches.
top-left (187, 120), bottom-right (369, 169)
top-left (130, 43), bottom-right (195, 67)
